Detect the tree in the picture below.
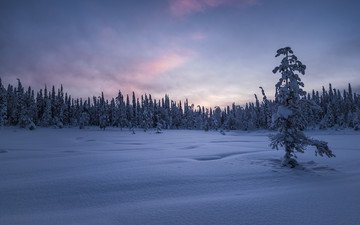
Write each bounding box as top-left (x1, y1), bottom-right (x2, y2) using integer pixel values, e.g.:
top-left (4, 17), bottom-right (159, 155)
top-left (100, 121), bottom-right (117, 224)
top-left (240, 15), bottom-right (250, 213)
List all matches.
top-left (79, 110), bottom-right (90, 129)
top-left (259, 87), bottom-right (272, 128)
top-left (115, 91), bottom-right (127, 128)
top-left (99, 92), bottom-right (108, 130)
top-left (269, 47), bottom-right (335, 167)
top-left (16, 79), bottom-right (36, 129)
top-left (41, 97), bottom-right (52, 126)
top-left (0, 78), bottom-right (7, 126)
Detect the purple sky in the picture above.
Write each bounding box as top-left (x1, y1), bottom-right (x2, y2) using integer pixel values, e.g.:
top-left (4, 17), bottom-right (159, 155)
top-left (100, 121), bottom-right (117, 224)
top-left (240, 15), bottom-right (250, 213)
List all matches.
top-left (1, 0), bottom-right (360, 107)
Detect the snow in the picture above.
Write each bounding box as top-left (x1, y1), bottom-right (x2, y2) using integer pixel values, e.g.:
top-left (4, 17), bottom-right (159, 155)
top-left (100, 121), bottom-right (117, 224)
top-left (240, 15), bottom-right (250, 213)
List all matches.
top-left (0, 127), bottom-right (359, 225)
top-left (276, 105), bottom-right (293, 119)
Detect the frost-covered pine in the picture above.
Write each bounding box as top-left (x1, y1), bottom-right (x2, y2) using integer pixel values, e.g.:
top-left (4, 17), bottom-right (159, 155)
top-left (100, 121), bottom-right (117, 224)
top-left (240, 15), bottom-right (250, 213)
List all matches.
top-left (99, 110), bottom-right (108, 130)
top-left (258, 87), bottom-right (270, 128)
top-left (41, 97), bottom-right (52, 127)
top-left (98, 92), bottom-right (108, 130)
top-left (353, 108), bottom-right (360, 131)
top-left (79, 111), bottom-right (90, 129)
top-left (0, 78), bottom-right (7, 126)
top-left (154, 115), bottom-right (162, 133)
top-left (269, 47), bottom-right (335, 168)
top-left (16, 79), bottom-right (36, 130)
top-left (212, 106), bottom-right (222, 130)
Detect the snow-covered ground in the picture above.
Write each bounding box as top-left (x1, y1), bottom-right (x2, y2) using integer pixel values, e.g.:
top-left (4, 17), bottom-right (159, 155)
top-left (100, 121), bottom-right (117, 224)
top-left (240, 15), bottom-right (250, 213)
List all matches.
top-left (0, 127), bottom-right (359, 225)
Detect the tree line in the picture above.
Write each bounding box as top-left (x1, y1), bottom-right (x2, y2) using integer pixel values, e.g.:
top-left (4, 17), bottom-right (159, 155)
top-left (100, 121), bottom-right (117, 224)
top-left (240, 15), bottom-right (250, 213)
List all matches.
top-left (0, 77), bottom-right (359, 131)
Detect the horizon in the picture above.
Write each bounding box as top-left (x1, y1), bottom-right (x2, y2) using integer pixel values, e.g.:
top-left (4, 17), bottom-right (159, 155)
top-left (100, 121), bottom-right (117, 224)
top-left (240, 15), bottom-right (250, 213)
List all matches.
top-left (1, 76), bottom-right (357, 110)
top-left (1, 0), bottom-right (360, 108)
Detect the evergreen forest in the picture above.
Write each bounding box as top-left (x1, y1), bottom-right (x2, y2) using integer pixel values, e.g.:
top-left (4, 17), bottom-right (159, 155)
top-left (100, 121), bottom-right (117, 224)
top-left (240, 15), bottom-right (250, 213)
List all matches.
top-left (0, 78), bottom-right (359, 131)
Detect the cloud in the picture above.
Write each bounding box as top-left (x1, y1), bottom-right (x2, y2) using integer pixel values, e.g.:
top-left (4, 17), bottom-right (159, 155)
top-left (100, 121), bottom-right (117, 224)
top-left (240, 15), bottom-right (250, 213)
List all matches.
top-left (59, 49), bottom-right (192, 98)
top-left (0, 25), bottom-right (193, 99)
top-left (139, 51), bottom-right (190, 77)
top-left (169, 0), bottom-right (258, 17)
top-left (63, 49), bottom-right (192, 98)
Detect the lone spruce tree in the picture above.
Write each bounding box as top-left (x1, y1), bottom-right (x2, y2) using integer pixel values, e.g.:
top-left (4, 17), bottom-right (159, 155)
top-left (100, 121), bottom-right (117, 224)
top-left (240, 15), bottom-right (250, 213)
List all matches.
top-left (270, 47), bottom-right (335, 168)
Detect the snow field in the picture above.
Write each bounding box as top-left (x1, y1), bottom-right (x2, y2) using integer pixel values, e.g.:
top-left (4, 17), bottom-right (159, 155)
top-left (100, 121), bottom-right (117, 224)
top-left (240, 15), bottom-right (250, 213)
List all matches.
top-left (0, 127), bottom-right (359, 225)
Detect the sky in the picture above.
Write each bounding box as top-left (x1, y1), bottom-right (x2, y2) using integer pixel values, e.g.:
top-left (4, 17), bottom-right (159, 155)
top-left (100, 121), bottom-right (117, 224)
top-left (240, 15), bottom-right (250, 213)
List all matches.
top-left (1, 0), bottom-right (360, 107)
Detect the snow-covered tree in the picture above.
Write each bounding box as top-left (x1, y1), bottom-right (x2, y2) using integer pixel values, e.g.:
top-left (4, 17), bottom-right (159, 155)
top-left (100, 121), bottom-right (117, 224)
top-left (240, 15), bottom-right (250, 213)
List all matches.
top-left (99, 92), bottom-right (108, 130)
top-left (259, 87), bottom-right (272, 128)
top-left (353, 106), bottom-right (360, 131)
top-left (269, 47), bottom-right (335, 167)
top-left (0, 76), bottom-right (358, 131)
top-left (212, 106), bottom-right (222, 130)
top-left (79, 111), bottom-right (90, 129)
top-left (41, 97), bottom-right (52, 126)
top-left (16, 79), bottom-right (36, 129)
top-left (115, 91), bottom-right (127, 128)
top-left (155, 115), bottom-right (163, 133)
top-left (0, 78), bottom-right (8, 126)
top-left (141, 94), bottom-right (153, 131)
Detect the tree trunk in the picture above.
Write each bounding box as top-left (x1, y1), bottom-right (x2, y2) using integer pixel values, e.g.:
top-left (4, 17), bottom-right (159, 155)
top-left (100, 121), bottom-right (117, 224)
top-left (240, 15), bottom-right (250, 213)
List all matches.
top-left (282, 146), bottom-right (297, 168)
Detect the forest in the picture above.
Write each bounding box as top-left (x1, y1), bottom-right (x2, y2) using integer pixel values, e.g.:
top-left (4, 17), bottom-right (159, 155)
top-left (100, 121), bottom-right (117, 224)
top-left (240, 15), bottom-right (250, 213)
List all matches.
top-left (0, 78), bottom-right (359, 131)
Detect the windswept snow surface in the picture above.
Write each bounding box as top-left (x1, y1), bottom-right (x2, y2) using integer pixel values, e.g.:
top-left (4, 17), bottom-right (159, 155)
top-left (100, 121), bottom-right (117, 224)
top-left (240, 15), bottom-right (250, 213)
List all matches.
top-left (0, 128), bottom-right (359, 225)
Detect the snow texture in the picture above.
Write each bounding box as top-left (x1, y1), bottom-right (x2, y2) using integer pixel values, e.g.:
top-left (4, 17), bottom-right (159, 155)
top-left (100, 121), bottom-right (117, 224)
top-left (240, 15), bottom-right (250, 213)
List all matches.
top-left (0, 127), bottom-right (359, 225)
top-left (274, 105), bottom-right (293, 120)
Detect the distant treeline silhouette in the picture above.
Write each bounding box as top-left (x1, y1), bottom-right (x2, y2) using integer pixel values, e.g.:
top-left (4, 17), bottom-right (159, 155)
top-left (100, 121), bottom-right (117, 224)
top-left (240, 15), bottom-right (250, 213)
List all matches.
top-left (0, 78), bottom-right (359, 131)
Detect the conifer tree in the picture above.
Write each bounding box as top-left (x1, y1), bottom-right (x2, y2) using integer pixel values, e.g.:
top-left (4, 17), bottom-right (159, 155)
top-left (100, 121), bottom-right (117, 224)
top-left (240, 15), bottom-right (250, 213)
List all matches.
top-left (125, 94), bottom-right (132, 126)
top-left (16, 79), bottom-right (35, 129)
top-left (259, 87), bottom-right (272, 128)
top-left (269, 47), bottom-right (335, 167)
top-left (79, 104), bottom-right (90, 129)
top-left (0, 75), bottom-right (358, 131)
top-left (41, 97), bottom-right (52, 126)
top-left (0, 78), bottom-right (7, 126)
top-left (115, 91), bottom-right (127, 128)
top-left (99, 92), bottom-right (108, 130)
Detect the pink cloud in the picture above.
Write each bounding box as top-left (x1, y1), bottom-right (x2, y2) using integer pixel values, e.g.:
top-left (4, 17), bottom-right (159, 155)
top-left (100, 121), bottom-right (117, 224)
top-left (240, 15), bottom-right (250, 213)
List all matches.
top-left (169, 0), bottom-right (258, 17)
top-left (140, 52), bottom-right (189, 76)
top-left (100, 50), bottom-right (193, 97)
top-left (94, 52), bottom-right (190, 96)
